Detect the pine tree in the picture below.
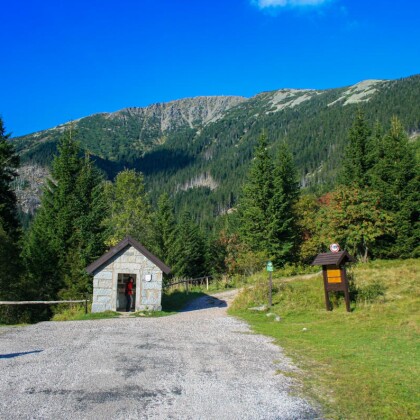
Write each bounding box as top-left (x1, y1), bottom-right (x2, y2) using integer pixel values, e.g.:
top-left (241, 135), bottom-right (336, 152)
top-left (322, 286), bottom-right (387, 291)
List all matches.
top-left (0, 118), bottom-right (23, 320)
top-left (239, 133), bottom-right (274, 254)
top-left (171, 212), bottom-right (206, 278)
top-left (22, 130), bottom-right (107, 305)
top-left (22, 208), bottom-right (63, 300)
top-left (268, 143), bottom-right (300, 265)
top-left (153, 193), bottom-right (176, 265)
top-left (0, 222), bottom-right (31, 323)
top-left (103, 169), bottom-right (154, 248)
top-left (339, 109), bottom-right (372, 187)
top-left (367, 121), bottom-right (384, 172)
top-left (371, 117), bottom-right (420, 257)
top-left (0, 117), bottom-right (20, 236)
top-left (60, 155), bottom-right (108, 298)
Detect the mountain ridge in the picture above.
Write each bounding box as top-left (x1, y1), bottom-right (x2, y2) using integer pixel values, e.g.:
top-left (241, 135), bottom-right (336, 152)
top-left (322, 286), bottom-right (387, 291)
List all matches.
top-left (11, 74), bottom-right (420, 224)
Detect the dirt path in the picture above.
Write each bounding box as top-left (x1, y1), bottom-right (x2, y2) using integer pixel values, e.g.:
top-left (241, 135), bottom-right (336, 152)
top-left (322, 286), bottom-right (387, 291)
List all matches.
top-left (0, 291), bottom-right (319, 419)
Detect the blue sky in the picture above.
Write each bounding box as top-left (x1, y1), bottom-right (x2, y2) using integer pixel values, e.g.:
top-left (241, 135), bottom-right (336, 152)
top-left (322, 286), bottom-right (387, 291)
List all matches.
top-left (1, 0), bottom-right (419, 136)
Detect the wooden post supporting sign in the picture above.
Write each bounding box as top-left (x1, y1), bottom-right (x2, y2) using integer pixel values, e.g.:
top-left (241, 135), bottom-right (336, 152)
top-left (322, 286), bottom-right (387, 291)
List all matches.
top-left (312, 249), bottom-right (355, 313)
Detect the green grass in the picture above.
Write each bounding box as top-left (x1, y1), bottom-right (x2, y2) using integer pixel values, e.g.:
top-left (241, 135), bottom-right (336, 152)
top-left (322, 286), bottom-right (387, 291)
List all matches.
top-left (229, 259), bottom-right (420, 419)
top-left (52, 308), bottom-right (121, 321)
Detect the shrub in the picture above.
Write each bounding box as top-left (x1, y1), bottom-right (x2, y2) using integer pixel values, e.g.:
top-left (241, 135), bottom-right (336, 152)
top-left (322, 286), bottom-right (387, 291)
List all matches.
top-left (356, 281), bottom-right (387, 304)
top-left (51, 304), bottom-right (87, 321)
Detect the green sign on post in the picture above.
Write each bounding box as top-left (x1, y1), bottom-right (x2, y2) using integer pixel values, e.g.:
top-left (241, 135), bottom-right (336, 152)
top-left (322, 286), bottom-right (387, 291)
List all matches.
top-left (266, 261), bottom-right (273, 307)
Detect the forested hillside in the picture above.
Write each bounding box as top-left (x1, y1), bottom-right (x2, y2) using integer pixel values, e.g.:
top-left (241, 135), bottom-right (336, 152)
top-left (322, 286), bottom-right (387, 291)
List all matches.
top-left (12, 74), bottom-right (420, 226)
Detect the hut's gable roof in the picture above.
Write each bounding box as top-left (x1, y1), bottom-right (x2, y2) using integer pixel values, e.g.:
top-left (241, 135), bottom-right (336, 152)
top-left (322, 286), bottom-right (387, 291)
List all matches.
top-left (311, 250), bottom-right (355, 266)
top-left (86, 236), bottom-right (171, 274)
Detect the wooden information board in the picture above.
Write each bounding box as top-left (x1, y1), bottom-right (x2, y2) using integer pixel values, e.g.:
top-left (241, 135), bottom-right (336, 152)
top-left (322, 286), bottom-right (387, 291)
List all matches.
top-left (326, 268), bottom-right (342, 283)
top-left (311, 251), bottom-right (355, 312)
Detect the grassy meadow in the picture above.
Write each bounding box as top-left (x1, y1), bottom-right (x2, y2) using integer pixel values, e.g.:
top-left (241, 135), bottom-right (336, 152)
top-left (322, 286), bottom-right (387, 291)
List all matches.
top-left (229, 259), bottom-right (420, 419)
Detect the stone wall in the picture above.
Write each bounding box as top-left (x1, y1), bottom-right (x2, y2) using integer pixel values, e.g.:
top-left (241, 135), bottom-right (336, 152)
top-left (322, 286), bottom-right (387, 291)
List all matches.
top-left (91, 245), bottom-right (163, 313)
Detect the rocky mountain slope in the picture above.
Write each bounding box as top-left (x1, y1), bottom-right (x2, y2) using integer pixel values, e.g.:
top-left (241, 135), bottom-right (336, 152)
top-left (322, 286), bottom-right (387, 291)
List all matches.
top-left (14, 96), bottom-right (245, 160)
top-left (11, 74), bottom-right (420, 223)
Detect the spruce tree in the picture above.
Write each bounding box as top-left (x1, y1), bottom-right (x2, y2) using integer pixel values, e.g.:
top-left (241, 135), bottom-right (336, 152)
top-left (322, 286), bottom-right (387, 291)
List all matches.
top-left (103, 169), bottom-right (153, 248)
top-left (0, 118), bottom-right (23, 320)
top-left (22, 130), bottom-right (107, 304)
top-left (367, 121), bottom-right (384, 173)
top-left (268, 143), bottom-right (300, 265)
top-left (371, 117), bottom-right (420, 257)
top-left (0, 117), bottom-right (20, 236)
top-left (339, 109), bottom-right (372, 187)
top-left (60, 155), bottom-right (108, 297)
top-left (153, 193), bottom-right (176, 265)
top-left (239, 133), bottom-right (274, 254)
top-left (171, 212), bottom-right (206, 278)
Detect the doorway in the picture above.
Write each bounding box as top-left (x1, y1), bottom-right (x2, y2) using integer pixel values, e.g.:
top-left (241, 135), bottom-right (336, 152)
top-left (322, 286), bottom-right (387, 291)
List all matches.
top-left (117, 273), bottom-right (137, 311)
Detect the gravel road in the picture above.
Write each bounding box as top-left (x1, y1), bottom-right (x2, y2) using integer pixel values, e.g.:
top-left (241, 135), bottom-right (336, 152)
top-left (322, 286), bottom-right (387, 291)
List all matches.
top-left (0, 291), bottom-right (320, 419)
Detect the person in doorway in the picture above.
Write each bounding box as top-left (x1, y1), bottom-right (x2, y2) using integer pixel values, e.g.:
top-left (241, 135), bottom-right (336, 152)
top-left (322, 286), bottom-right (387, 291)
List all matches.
top-left (125, 277), bottom-right (134, 312)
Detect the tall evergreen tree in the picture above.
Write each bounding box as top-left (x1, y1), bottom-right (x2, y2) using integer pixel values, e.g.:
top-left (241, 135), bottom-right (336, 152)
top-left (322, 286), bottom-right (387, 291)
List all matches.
top-left (22, 130), bottom-right (107, 304)
top-left (153, 193), bottom-right (176, 265)
top-left (239, 133), bottom-right (274, 254)
top-left (60, 155), bottom-right (108, 297)
top-left (339, 109), bottom-right (372, 187)
top-left (103, 169), bottom-right (153, 248)
top-left (171, 212), bottom-right (206, 278)
top-left (268, 143), bottom-right (300, 265)
top-left (371, 117), bottom-right (420, 257)
top-left (0, 221), bottom-right (26, 323)
top-left (0, 118), bottom-right (23, 321)
top-left (367, 121), bottom-right (384, 172)
top-left (0, 117), bottom-right (20, 236)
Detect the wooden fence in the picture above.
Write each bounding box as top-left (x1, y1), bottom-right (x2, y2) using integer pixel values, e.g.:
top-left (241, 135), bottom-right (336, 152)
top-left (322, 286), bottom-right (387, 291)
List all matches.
top-left (0, 297), bottom-right (90, 314)
top-left (1, 277), bottom-right (215, 310)
top-left (164, 276), bottom-right (213, 293)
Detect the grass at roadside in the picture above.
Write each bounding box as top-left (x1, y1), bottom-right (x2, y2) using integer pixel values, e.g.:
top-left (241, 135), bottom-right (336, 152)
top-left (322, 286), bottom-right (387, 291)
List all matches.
top-left (52, 309), bottom-right (120, 321)
top-left (229, 259), bottom-right (420, 419)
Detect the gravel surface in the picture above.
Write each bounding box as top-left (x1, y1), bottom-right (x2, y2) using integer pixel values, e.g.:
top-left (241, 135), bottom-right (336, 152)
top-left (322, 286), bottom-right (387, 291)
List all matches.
top-left (0, 290), bottom-right (320, 419)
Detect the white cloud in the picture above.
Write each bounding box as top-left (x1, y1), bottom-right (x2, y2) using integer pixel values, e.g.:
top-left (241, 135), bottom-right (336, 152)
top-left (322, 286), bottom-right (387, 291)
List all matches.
top-left (254, 0), bottom-right (330, 9)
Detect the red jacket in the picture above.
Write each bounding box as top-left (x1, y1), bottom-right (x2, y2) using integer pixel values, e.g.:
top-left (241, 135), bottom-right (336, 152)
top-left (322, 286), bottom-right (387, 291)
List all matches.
top-left (125, 281), bottom-right (133, 295)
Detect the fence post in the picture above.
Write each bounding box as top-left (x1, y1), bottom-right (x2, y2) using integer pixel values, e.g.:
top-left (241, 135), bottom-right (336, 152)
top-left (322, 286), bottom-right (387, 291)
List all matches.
top-left (206, 277), bottom-right (209, 291)
top-left (85, 293), bottom-right (88, 314)
top-left (186, 279), bottom-right (189, 295)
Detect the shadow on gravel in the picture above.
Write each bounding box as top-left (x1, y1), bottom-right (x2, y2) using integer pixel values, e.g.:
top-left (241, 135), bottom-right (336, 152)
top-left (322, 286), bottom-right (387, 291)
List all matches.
top-left (180, 295), bottom-right (227, 312)
top-left (0, 350), bottom-right (43, 359)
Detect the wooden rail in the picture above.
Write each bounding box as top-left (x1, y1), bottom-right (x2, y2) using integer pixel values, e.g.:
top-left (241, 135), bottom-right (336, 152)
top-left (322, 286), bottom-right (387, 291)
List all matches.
top-left (0, 298), bottom-right (90, 314)
top-left (165, 276), bottom-right (213, 293)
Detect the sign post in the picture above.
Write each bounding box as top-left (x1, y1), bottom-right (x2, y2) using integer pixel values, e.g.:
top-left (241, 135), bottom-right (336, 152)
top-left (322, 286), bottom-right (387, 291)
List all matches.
top-left (311, 248), bottom-right (355, 312)
top-left (266, 261), bottom-right (274, 307)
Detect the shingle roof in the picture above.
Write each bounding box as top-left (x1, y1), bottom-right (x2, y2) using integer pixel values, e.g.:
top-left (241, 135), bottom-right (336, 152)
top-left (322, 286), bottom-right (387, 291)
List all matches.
top-left (311, 250), bottom-right (356, 266)
top-left (86, 236), bottom-right (171, 275)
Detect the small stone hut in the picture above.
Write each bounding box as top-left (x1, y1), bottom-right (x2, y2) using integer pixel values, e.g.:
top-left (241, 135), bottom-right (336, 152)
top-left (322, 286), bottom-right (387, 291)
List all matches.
top-left (86, 236), bottom-right (171, 313)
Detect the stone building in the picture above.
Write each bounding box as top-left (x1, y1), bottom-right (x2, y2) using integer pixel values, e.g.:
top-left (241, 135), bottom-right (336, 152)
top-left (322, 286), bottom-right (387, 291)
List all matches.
top-left (86, 236), bottom-right (171, 313)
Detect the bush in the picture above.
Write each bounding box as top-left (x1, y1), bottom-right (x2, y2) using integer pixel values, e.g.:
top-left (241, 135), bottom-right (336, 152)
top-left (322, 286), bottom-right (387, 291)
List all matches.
top-left (347, 269), bottom-right (387, 306)
top-left (51, 304), bottom-right (88, 321)
top-left (356, 281), bottom-right (387, 304)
